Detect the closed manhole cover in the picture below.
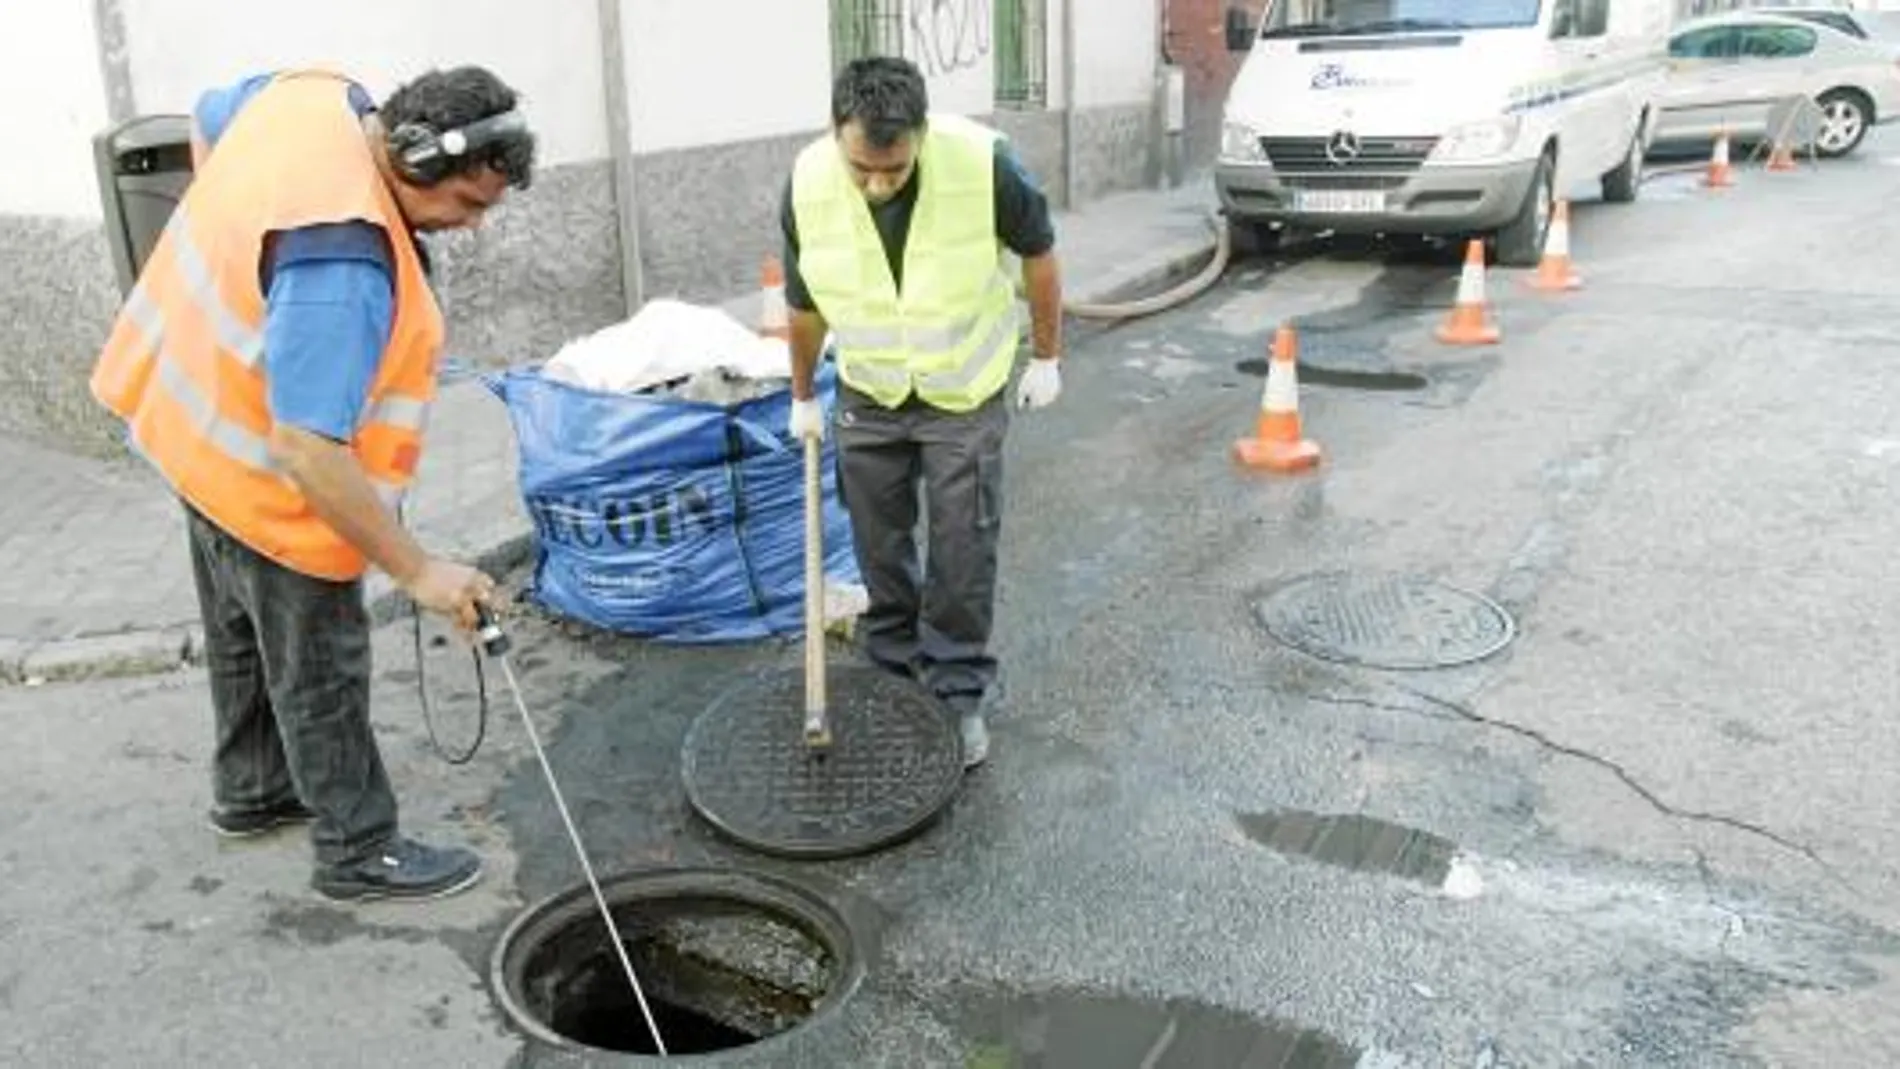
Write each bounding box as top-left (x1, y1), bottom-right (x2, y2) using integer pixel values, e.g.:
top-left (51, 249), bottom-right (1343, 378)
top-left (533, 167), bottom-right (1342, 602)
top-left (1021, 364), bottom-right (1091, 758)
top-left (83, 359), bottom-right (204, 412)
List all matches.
top-left (681, 664), bottom-right (964, 860)
top-left (1254, 572), bottom-right (1515, 670)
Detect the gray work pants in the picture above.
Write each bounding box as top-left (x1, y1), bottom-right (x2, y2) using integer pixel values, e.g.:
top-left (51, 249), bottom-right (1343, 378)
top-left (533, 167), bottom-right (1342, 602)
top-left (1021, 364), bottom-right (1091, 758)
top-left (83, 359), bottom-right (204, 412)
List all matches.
top-left (833, 384), bottom-right (1009, 716)
top-left (184, 502), bottom-right (399, 866)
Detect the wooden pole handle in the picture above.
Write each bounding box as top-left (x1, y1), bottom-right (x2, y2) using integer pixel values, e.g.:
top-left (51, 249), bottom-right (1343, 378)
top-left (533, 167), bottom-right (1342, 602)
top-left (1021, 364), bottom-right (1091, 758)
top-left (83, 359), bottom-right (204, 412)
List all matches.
top-left (802, 434), bottom-right (829, 748)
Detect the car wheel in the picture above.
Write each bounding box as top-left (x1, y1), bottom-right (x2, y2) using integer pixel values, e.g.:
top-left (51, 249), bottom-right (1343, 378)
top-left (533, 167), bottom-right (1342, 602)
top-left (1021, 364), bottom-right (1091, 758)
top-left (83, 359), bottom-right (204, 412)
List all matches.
top-left (1813, 90), bottom-right (1870, 158)
top-left (1495, 151), bottom-right (1554, 268)
top-left (1601, 114), bottom-right (1646, 204)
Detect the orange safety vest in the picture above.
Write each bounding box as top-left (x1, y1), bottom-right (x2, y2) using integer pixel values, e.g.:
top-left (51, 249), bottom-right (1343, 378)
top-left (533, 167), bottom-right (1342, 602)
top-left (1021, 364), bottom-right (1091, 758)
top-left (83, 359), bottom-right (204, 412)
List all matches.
top-left (91, 70), bottom-right (444, 582)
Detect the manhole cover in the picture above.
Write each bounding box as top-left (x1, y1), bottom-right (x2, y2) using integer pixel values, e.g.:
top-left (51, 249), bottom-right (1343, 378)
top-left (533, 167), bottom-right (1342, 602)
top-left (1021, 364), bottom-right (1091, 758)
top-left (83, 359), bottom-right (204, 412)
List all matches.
top-left (489, 868), bottom-right (867, 1060)
top-left (1254, 572), bottom-right (1515, 670)
top-left (681, 664), bottom-right (964, 860)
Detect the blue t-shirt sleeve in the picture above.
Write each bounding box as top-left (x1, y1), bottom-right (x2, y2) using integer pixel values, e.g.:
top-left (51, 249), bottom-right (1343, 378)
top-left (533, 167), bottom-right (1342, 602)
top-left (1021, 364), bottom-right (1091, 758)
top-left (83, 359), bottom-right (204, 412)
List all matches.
top-left (262, 222), bottom-right (396, 441)
top-left (193, 73), bottom-right (374, 152)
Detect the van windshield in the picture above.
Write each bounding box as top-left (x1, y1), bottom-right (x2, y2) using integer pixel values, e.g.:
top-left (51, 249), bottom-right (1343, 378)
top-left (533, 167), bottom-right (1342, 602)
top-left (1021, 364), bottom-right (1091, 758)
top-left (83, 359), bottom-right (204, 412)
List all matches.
top-left (1262, 0), bottom-right (1542, 38)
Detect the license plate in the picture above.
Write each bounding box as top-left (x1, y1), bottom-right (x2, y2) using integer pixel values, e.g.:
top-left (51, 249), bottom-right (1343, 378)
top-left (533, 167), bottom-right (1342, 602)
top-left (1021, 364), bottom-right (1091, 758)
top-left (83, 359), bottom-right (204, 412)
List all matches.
top-left (1293, 189), bottom-right (1386, 213)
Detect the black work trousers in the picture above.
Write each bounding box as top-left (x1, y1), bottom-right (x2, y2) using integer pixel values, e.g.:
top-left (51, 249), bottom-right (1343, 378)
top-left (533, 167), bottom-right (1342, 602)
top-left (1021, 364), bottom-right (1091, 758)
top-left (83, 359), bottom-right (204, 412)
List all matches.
top-left (833, 384), bottom-right (1009, 716)
top-left (184, 501), bottom-right (397, 866)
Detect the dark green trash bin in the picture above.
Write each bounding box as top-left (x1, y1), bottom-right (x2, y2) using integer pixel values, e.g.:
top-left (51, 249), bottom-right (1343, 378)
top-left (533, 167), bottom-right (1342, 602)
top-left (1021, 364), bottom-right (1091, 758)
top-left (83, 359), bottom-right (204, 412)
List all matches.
top-left (91, 114), bottom-right (194, 300)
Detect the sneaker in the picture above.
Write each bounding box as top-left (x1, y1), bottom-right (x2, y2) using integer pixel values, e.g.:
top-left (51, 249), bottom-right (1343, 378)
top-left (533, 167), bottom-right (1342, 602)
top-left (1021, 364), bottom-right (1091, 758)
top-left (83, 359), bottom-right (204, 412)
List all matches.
top-left (312, 837), bottom-right (483, 903)
top-left (207, 797), bottom-right (316, 839)
top-left (959, 712), bottom-right (990, 770)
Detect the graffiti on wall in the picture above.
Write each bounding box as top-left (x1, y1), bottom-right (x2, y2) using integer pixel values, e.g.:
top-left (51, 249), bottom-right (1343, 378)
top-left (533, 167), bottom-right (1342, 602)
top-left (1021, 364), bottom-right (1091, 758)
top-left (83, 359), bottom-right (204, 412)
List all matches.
top-left (908, 0), bottom-right (991, 77)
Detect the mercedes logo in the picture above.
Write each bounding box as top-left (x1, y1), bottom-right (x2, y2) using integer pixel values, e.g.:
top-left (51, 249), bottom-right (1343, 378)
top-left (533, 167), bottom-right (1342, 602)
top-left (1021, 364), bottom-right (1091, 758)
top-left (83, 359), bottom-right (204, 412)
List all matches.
top-left (1324, 130), bottom-right (1361, 166)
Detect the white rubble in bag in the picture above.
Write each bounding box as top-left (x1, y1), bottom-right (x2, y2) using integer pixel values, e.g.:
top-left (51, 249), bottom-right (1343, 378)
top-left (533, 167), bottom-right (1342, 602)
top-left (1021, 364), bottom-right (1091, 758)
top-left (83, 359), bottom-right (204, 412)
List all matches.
top-left (542, 297), bottom-right (792, 396)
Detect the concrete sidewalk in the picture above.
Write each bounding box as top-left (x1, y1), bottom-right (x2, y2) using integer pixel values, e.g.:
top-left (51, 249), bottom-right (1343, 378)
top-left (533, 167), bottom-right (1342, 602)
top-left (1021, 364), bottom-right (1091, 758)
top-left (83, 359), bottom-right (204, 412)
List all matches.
top-left (0, 176), bottom-right (1220, 683)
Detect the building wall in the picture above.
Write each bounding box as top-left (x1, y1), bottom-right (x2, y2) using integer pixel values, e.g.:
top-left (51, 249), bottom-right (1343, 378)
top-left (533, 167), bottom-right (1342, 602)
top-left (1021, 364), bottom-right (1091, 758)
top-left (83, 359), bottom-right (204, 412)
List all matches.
top-left (1069, 0), bottom-right (1165, 203)
top-left (118, 0), bottom-right (626, 382)
top-left (0, 0), bottom-right (123, 453)
top-left (1, 0), bottom-right (1166, 454)
top-left (1164, 0), bottom-right (1259, 170)
top-left (612, 0), bottom-right (1164, 310)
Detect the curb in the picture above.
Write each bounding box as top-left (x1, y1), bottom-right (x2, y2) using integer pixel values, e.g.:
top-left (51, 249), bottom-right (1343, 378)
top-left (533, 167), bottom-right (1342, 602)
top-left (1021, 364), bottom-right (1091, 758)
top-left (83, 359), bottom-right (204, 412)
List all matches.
top-left (1073, 230), bottom-right (1221, 310)
top-left (1, 627), bottom-right (197, 687)
top-left (0, 534), bottom-right (539, 688)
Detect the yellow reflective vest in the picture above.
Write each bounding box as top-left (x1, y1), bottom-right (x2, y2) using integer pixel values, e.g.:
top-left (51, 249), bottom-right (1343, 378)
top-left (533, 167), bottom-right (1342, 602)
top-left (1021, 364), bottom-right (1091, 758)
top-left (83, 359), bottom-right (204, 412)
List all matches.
top-left (791, 113), bottom-right (1018, 413)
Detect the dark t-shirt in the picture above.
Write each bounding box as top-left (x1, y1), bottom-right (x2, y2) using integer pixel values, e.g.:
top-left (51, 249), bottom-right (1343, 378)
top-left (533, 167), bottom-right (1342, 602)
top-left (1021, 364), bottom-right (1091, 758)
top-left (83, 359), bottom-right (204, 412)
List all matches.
top-left (778, 139), bottom-right (1056, 313)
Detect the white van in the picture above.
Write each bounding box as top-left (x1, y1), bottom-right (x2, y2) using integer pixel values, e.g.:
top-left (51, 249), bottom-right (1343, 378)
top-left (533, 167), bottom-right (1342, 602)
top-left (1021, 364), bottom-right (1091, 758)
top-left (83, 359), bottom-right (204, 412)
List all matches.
top-left (1215, 0), bottom-right (1673, 266)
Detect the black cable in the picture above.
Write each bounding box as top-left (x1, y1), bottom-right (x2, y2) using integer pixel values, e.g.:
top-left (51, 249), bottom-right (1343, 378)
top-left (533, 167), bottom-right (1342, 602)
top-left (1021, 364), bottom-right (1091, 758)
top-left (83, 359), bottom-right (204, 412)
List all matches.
top-left (412, 597), bottom-right (489, 765)
top-left (397, 500), bottom-right (489, 765)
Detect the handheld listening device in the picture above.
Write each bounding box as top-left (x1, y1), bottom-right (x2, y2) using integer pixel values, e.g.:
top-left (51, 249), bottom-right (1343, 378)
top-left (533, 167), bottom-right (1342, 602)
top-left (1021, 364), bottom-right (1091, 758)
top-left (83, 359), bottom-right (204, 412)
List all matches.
top-left (388, 108), bottom-right (527, 185)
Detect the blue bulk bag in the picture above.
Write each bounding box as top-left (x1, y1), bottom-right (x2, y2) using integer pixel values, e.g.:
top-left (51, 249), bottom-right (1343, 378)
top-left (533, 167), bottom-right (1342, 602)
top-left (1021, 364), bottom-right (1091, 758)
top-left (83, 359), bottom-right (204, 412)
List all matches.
top-left (485, 359), bottom-right (861, 645)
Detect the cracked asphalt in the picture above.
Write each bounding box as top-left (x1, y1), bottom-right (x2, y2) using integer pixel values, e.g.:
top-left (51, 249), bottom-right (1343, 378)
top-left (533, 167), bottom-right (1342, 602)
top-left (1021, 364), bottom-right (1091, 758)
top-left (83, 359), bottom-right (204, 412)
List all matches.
top-left (8, 133), bottom-right (1900, 1067)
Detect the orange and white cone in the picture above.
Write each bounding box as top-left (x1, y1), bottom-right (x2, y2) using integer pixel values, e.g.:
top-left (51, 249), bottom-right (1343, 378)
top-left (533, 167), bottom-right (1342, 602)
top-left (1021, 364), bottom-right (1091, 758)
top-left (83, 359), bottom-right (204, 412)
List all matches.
top-left (1704, 130), bottom-right (1735, 188)
top-left (1766, 139), bottom-right (1799, 173)
top-left (1528, 199), bottom-right (1582, 293)
top-left (760, 256), bottom-right (790, 341)
top-left (1436, 239), bottom-right (1500, 346)
top-left (1233, 325), bottom-right (1321, 473)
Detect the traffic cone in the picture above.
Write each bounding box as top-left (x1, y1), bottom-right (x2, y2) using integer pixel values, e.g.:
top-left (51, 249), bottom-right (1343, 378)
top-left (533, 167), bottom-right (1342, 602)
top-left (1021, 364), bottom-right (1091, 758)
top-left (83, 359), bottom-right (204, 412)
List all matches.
top-left (1233, 325), bottom-right (1321, 473)
top-left (1704, 129), bottom-right (1735, 188)
top-left (1435, 240), bottom-right (1500, 346)
top-left (1528, 199), bottom-right (1582, 293)
top-left (1766, 139), bottom-right (1799, 173)
top-left (760, 256), bottom-right (790, 340)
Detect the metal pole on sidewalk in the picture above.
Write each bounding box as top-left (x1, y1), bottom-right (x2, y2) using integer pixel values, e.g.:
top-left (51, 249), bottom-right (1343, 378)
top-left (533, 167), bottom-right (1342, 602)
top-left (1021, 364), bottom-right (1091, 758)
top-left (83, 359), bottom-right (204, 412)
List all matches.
top-left (1061, 0), bottom-right (1078, 209)
top-left (598, 0), bottom-right (647, 316)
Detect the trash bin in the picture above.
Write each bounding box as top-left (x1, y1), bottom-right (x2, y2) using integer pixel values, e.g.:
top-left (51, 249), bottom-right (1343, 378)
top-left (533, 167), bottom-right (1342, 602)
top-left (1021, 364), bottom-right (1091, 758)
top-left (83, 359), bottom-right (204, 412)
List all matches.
top-left (91, 114), bottom-right (194, 299)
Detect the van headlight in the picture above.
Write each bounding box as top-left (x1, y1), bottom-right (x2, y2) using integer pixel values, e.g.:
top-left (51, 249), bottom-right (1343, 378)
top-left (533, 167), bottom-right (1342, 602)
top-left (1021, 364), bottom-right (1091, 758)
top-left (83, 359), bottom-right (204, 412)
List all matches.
top-left (1221, 121), bottom-right (1268, 164)
top-left (1431, 116), bottom-right (1523, 163)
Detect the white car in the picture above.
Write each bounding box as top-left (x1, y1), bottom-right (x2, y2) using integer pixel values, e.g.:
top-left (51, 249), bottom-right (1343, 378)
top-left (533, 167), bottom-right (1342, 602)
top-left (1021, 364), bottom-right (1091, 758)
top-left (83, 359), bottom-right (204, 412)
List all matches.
top-left (1213, 0), bottom-right (1672, 267)
top-left (1768, 6), bottom-right (1883, 42)
top-left (1651, 10), bottom-right (1900, 158)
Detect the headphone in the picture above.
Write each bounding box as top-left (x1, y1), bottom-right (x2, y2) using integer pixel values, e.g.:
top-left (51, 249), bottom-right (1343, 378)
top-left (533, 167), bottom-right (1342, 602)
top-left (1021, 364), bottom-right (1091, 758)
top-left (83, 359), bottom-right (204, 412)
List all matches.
top-left (387, 108), bottom-right (527, 186)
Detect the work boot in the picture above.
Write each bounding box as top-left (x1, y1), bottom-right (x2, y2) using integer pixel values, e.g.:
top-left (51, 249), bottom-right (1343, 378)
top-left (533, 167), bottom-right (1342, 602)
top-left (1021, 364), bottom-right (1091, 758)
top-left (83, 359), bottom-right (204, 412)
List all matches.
top-left (312, 837), bottom-right (483, 903)
top-left (206, 796), bottom-right (316, 839)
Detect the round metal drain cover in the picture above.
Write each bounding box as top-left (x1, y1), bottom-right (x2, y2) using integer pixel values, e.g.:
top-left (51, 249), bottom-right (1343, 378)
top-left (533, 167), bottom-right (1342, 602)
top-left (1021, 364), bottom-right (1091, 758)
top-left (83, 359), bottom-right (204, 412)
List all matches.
top-left (1254, 572), bottom-right (1516, 670)
top-left (681, 664), bottom-right (964, 860)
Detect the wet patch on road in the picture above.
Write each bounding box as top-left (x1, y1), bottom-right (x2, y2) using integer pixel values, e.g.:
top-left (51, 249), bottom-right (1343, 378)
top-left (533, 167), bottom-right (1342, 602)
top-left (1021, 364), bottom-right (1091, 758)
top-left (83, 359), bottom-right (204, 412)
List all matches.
top-left (950, 987), bottom-right (1363, 1069)
top-left (1235, 359), bottom-right (1431, 392)
top-left (1235, 809), bottom-right (1458, 888)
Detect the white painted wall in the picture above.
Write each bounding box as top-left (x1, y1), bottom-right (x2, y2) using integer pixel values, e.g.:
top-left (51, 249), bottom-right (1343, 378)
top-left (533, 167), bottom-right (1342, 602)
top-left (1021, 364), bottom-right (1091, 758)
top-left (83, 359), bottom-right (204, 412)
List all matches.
top-left (906, 0), bottom-right (996, 115)
top-left (622, 0), bottom-right (832, 153)
top-left (0, 1), bottom-right (111, 218)
top-left (1047, 0), bottom-right (1070, 110)
top-left (1073, 0), bottom-right (1159, 108)
top-left (8, 0), bottom-right (1157, 219)
top-left (118, 0), bottom-right (607, 167)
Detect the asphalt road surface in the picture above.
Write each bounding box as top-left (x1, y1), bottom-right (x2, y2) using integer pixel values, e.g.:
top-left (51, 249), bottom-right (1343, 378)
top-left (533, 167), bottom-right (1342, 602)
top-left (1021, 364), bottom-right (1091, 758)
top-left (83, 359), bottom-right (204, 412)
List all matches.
top-left (7, 131), bottom-right (1900, 1068)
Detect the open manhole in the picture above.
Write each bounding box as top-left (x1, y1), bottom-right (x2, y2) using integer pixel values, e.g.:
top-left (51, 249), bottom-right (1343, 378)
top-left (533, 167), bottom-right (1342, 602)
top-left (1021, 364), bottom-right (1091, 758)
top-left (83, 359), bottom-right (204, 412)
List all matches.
top-left (1254, 571), bottom-right (1516, 670)
top-left (489, 868), bottom-right (867, 1060)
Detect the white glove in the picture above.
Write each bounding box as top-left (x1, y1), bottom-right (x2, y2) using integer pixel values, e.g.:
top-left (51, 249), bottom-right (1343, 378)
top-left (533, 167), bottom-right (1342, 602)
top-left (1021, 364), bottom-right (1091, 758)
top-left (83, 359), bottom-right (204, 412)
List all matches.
top-left (789, 397), bottom-right (825, 441)
top-left (1015, 357), bottom-right (1062, 410)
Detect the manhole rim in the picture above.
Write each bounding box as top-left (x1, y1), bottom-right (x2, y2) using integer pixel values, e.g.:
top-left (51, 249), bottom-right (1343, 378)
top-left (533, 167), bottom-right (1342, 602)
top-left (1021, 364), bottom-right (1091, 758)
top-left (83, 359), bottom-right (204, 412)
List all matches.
top-left (680, 664), bottom-right (965, 861)
top-left (487, 865), bottom-right (871, 1062)
top-left (1251, 569), bottom-right (1518, 671)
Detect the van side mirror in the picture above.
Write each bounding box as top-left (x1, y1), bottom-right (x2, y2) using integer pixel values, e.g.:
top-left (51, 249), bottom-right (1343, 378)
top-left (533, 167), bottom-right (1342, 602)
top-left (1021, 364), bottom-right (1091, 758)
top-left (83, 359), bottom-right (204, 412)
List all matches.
top-left (1226, 7), bottom-right (1256, 51)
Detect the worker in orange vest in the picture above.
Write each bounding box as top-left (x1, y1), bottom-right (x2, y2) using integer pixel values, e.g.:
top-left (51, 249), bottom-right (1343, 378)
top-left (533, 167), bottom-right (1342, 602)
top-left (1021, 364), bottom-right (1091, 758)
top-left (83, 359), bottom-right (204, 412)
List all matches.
top-left (90, 66), bottom-right (537, 903)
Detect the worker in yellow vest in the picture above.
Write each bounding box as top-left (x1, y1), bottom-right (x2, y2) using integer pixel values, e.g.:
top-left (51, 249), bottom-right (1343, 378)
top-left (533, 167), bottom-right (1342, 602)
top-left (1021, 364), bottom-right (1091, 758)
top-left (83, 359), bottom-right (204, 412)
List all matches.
top-left (779, 56), bottom-right (1065, 768)
top-left (90, 66), bottom-right (537, 902)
